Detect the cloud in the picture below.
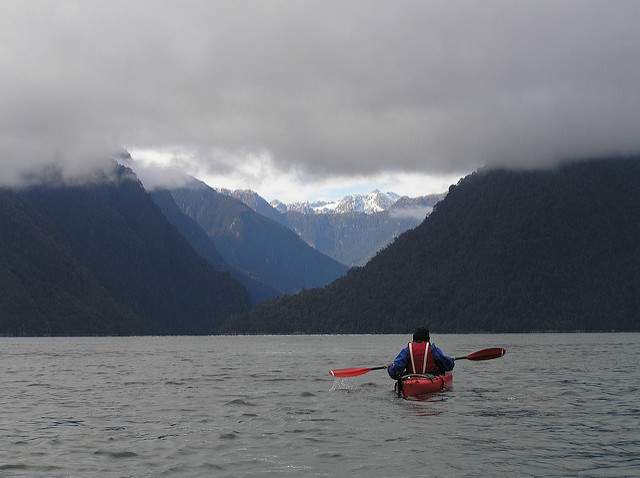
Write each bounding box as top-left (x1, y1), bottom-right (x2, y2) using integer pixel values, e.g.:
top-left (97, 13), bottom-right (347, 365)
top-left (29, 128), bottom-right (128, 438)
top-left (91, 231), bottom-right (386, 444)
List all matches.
top-left (388, 206), bottom-right (434, 222)
top-left (129, 147), bottom-right (460, 202)
top-left (2, 1), bottom-right (640, 190)
top-left (120, 153), bottom-right (197, 191)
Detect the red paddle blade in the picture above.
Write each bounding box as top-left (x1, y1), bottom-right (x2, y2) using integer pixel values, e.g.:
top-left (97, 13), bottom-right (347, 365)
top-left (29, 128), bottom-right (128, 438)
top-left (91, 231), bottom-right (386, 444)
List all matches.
top-left (330, 366), bottom-right (384, 378)
top-left (330, 367), bottom-right (373, 378)
top-left (465, 347), bottom-right (506, 361)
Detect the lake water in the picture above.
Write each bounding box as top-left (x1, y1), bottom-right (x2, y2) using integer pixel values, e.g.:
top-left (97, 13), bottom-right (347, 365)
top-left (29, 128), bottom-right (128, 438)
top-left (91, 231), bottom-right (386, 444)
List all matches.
top-left (1, 333), bottom-right (638, 477)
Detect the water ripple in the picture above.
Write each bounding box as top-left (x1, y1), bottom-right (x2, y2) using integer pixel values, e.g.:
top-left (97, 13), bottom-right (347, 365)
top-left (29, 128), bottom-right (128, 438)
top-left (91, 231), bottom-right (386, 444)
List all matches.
top-left (0, 333), bottom-right (638, 477)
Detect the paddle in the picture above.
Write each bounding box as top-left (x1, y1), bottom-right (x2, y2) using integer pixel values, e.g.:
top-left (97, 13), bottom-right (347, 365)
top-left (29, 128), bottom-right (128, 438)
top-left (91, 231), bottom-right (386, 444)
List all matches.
top-left (330, 365), bottom-right (387, 378)
top-left (453, 347), bottom-right (506, 361)
top-left (329, 347), bottom-right (506, 378)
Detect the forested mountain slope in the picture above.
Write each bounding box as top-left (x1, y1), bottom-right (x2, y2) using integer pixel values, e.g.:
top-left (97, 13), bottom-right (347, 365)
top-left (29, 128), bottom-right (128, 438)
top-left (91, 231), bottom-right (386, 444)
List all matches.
top-left (0, 190), bottom-right (141, 335)
top-left (151, 189), bottom-right (281, 305)
top-left (169, 182), bottom-right (348, 295)
top-left (223, 157), bottom-right (640, 333)
top-left (1, 164), bottom-right (251, 335)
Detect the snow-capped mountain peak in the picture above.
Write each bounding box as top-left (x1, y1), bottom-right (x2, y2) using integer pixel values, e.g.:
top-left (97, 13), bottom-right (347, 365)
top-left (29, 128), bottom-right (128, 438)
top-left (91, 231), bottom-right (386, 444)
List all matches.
top-left (277, 190), bottom-right (402, 215)
top-left (334, 189), bottom-right (398, 214)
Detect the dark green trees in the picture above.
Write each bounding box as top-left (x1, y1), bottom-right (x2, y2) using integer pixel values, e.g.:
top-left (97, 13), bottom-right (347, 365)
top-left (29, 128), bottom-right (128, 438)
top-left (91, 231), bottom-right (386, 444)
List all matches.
top-left (224, 157), bottom-right (640, 333)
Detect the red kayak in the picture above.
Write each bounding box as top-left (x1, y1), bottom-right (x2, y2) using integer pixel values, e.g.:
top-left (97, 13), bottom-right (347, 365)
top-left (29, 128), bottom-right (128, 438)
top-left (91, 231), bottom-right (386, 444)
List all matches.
top-left (329, 348), bottom-right (504, 399)
top-left (395, 371), bottom-right (453, 398)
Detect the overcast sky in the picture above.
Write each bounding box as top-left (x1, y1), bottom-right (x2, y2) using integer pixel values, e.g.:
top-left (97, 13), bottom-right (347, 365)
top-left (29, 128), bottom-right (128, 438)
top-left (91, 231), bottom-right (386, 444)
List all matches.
top-left (2, 1), bottom-right (640, 202)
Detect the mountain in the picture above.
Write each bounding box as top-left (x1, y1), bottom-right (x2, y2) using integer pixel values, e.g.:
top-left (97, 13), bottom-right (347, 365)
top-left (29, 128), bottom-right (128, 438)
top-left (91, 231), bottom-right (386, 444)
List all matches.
top-left (222, 157), bottom-right (640, 334)
top-left (1, 163), bottom-right (251, 336)
top-left (282, 208), bottom-right (426, 267)
top-left (168, 180), bottom-right (348, 295)
top-left (0, 189), bottom-right (141, 336)
top-left (216, 187), bottom-right (289, 226)
top-left (219, 188), bottom-right (445, 266)
top-left (273, 190), bottom-right (402, 215)
top-left (300, 193), bottom-right (444, 266)
top-left (150, 189), bottom-right (281, 305)
top-left (336, 190), bottom-right (399, 214)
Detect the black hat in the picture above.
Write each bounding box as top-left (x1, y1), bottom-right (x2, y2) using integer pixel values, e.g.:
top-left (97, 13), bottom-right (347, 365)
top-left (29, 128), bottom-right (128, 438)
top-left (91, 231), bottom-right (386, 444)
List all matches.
top-left (413, 327), bottom-right (430, 342)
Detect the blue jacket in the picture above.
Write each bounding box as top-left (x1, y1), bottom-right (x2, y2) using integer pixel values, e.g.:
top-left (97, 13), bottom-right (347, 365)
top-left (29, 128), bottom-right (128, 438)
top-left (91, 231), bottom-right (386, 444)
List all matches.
top-left (387, 343), bottom-right (455, 380)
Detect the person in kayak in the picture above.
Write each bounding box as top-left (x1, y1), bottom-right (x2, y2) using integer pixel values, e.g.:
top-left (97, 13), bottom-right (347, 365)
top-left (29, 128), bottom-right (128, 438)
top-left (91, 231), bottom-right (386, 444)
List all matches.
top-left (385, 327), bottom-right (455, 379)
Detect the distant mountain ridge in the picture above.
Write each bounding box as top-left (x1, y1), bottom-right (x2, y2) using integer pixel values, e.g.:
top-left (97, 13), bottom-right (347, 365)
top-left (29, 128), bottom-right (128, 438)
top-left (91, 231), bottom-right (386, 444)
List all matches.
top-left (117, 160), bottom-right (350, 297)
top-left (169, 180), bottom-right (348, 294)
top-left (222, 156), bottom-right (640, 334)
top-left (271, 190), bottom-right (402, 215)
top-left (150, 189), bottom-right (281, 305)
top-left (129, 156), bottom-right (446, 267)
top-left (217, 188), bottom-right (445, 266)
top-left (215, 187), bottom-right (288, 226)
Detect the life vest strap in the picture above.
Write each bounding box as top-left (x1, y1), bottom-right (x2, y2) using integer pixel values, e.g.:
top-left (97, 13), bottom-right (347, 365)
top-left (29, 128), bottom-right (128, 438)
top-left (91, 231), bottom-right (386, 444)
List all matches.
top-left (408, 342), bottom-right (431, 374)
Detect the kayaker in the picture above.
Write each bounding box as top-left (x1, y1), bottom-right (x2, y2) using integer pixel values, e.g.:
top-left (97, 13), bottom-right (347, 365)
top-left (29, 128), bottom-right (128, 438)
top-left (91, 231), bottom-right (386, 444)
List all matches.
top-left (385, 327), bottom-right (455, 379)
